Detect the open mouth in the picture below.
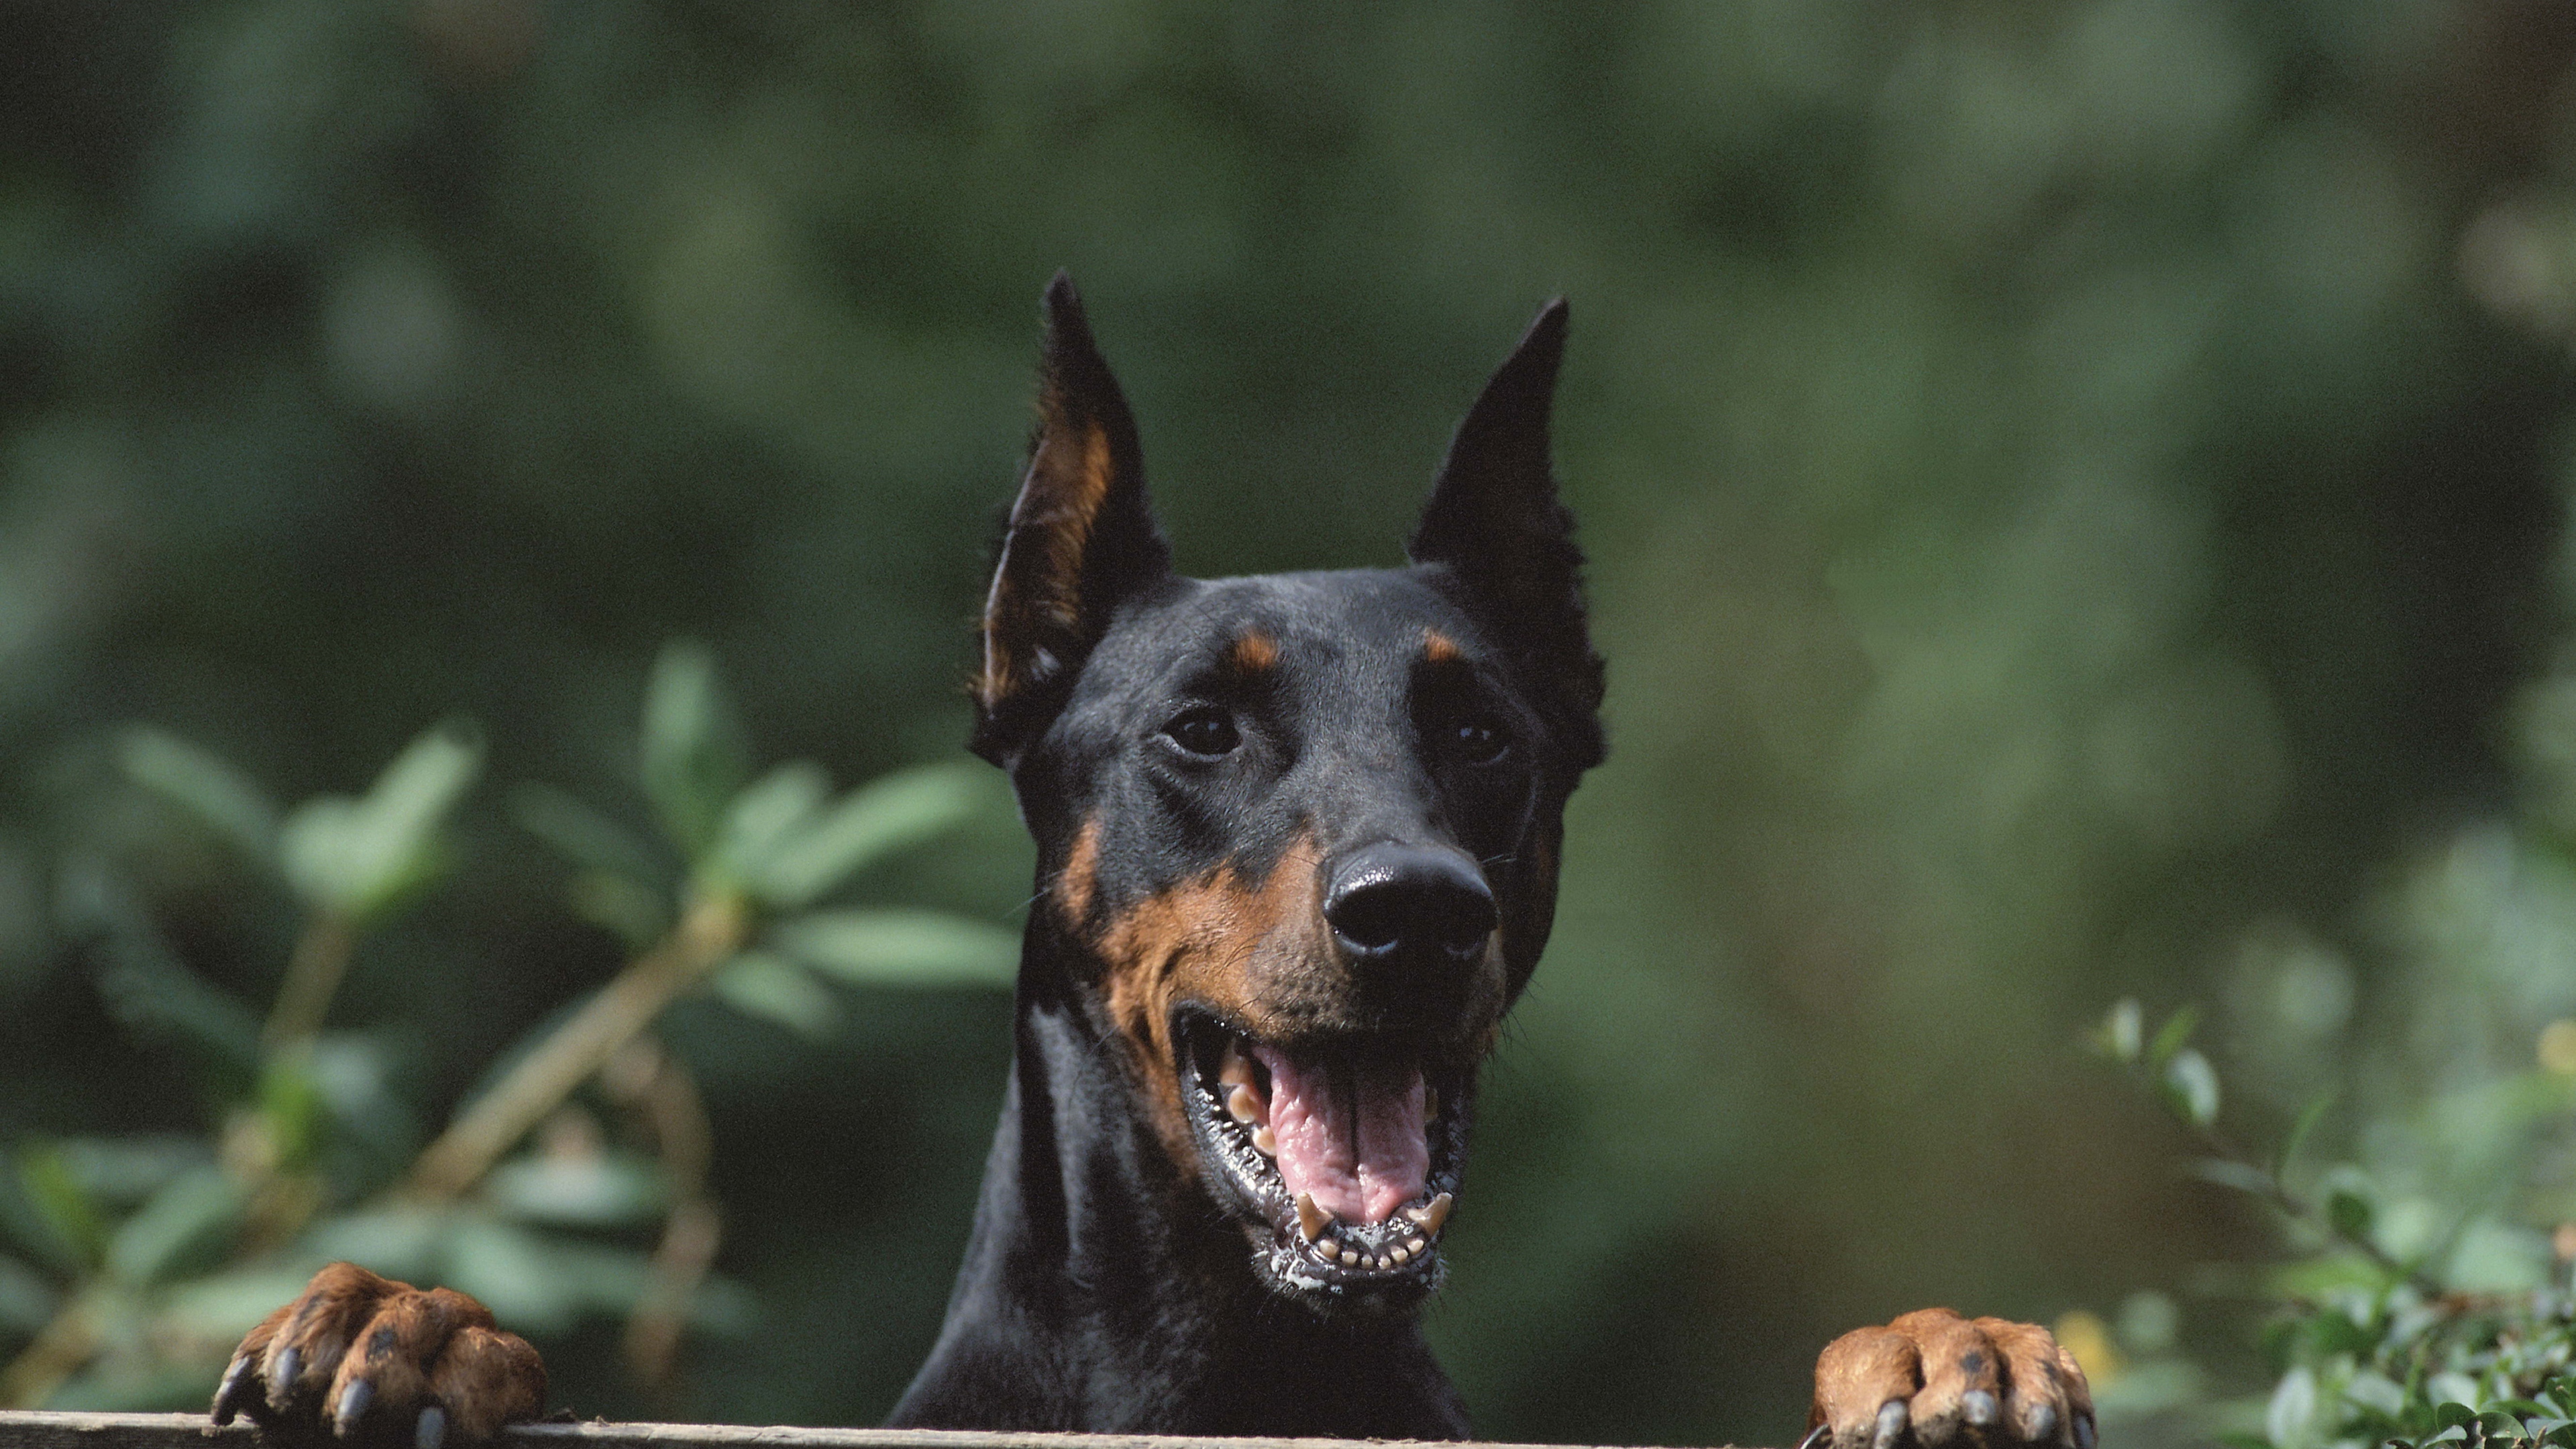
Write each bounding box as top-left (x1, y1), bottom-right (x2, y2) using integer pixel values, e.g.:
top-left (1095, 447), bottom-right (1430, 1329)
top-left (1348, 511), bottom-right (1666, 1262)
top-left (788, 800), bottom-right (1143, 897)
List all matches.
top-left (1177, 1012), bottom-right (1472, 1307)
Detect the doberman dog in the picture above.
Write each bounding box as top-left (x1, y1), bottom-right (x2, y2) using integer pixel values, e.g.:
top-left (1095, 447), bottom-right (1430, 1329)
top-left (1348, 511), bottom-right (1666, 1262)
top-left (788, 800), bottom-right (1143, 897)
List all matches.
top-left (211, 277), bottom-right (2095, 1449)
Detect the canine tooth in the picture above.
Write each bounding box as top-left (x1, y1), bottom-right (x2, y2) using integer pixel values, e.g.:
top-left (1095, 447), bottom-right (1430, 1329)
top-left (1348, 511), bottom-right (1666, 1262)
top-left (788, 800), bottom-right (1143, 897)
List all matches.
top-left (1220, 1042), bottom-right (1256, 1089)
top-left (1251, 1125), bottom-right (1276, 1156)
top-left (1227, 1085), bottom-right (1260, 1123)
top-left (1295, 1193), bottom-right (1330, 1242)
top-left (1338, 1248), bottom-right (1360, 1267)
top-left (1403, 1192), bottom-right (1453, 1235)
top-left (1389, 1244), bottom-right (1410, 1265)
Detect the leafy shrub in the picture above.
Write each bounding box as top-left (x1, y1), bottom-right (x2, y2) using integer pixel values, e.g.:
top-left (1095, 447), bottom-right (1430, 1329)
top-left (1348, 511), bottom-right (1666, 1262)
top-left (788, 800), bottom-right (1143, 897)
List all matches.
top-left (0, 642), bottom-right (1014, 1411)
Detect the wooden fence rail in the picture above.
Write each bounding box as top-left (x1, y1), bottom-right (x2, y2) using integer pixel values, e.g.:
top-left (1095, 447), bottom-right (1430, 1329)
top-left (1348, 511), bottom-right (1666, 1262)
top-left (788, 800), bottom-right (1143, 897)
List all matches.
top-left (0, 1412), bottom-right (1721, 1449)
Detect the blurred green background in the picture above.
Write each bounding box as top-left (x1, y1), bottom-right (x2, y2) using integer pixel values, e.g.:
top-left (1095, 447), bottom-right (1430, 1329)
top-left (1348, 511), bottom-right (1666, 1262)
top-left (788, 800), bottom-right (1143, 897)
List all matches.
top-left (9, 1), bottom-right (2576, 1445)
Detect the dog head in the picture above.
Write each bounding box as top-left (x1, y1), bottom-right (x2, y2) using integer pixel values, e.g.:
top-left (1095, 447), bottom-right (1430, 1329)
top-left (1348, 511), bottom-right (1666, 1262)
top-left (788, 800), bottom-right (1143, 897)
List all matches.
top-left (972, 275), bottom-right (1603, 1316)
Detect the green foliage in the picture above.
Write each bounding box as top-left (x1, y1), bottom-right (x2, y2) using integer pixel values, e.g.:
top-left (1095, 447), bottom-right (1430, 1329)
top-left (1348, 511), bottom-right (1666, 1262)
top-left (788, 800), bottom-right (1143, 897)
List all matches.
top-left (0, 643), bottom-right (1007, 1409)
top-left (2097, 988), bottom-right (2576, 1449)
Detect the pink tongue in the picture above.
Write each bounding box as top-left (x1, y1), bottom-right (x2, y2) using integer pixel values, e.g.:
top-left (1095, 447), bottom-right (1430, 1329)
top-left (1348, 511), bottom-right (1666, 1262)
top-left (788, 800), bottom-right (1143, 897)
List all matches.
top-left (1250, 1046), bottom-right (1428, 1226)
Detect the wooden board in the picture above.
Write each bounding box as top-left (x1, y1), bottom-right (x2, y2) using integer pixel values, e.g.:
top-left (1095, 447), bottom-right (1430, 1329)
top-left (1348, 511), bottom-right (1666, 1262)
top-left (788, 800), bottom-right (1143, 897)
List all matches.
top-left (0, 1411), bottom-right (1727, 1449)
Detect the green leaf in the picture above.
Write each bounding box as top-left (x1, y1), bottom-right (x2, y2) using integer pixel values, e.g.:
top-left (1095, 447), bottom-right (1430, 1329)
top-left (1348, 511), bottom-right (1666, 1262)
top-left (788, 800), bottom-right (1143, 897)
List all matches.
top-left (258, 1051), bottom-right (329, 1172)
top-left (441, 1216), bottom-right (667, 1336)
top-left (712, 763), bottom-right (829, 882)
top-left (79, 877), bottom-right (262, 1081)
top-left (2147, 1004), bottom-right (2200, 1069)
top-left (301, 1205), bottom-right (449, 1281)
top-left (55, 1136), bottom-right (213, 1207)
top-left (2098, 997), bottom-right (2143, 1063)
top-left (2278, 1089), bottom-right (2334, 1180)
top-left (2479, 1410), bottom-right (2529, 1440)
top-left (511, 784), bottom-right (667, 887)
top-left (280, 719), bottom-right (484, 920)
top-left (2438, 1405), bottom-right (2481, 1432)
top-left (774, 908), bottom-right (1018, 987)
top-left (104, 1165), bottom-right (244, 1285)
top-left (567, 869), bottom-right (672, 950)
top-left (749, 762), bottom-right (985, 908)
top-left (9, 1145), bottom-right (105, 1273)
top-left (639, 641), bottom-right (751, 859)
top-left (116, 727), bottom-right (280, 865)
top-left (158, 1265), bottom-right (332, 1342)
top-left (0, 1253), bottom-right (56, 1333)
top-left (2268, 1364), bottom-right (2319, 1449)
top-left (2161, 1046), bottom-right (2220, 1126)
top-left (485, 1152), bottom-right (667, 1228)
top-left (712, 951), bottom-right (841, 1038)
top-left (2327, 1188), bottom-right (2374, 1242)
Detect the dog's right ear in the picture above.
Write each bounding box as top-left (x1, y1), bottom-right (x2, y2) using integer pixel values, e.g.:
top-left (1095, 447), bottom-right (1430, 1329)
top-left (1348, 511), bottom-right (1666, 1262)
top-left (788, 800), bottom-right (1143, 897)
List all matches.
top-left (972, 273), bottom-right (1172, 767)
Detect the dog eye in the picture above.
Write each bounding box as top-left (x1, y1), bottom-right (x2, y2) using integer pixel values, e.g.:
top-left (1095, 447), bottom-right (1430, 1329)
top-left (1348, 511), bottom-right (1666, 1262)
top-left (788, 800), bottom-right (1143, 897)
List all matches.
top-left (1439, 716), bottom-right (1508, 765)
top-left (1163, 706), bottom-right (1241, 758)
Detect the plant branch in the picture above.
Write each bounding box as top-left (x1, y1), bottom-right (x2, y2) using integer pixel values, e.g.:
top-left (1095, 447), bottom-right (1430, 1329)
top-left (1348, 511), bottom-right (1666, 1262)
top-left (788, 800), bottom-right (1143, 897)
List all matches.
top-left (403, 892), bottom-right (749, 1202)
top-left (602, 1038), bottom-right (721, 1395)
top-left (2186, 1115), bottom-right (2445, 1297)
top-left (0, 1290), bottom-right (96, 1410)
top-left (262, 912), bottom-right (358, 1051)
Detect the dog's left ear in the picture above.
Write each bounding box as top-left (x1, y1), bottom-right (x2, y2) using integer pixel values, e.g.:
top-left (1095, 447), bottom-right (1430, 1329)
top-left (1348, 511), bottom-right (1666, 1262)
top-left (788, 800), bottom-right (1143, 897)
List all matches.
top-left (1409, 299), bottom-right (1605, 768)
top-left (973, 272), bottom-right (1173, 767)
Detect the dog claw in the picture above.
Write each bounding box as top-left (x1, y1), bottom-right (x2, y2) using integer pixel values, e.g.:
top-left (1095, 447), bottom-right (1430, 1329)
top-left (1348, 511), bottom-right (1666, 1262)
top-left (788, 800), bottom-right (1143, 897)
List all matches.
top-left (2023, 1403), bottom-right (2057, 1444)
top-left (1962, 1389), bottom-right (1997, 1428)
top-left (212, 1354), bottom-right (254, 1424)
top-left (2072, 1413), bottom-right (2094, 1449)
top-left (1872, 1399), bottom-right (1907, 1449)
top-left (417, 1405), bottom-right (447, 1449)
top-left (268, 1346), bottom-right (301, 1404)
top-left (335, 1379), bottom-right (373, 1435)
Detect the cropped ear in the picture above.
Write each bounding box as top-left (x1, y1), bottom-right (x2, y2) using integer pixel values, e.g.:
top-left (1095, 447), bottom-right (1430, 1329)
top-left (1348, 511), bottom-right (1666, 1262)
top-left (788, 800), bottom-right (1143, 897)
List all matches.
top-left (1409, 299), bottom-right (1605, 769)
top-left (972, 272), bottom-right (1172, 766)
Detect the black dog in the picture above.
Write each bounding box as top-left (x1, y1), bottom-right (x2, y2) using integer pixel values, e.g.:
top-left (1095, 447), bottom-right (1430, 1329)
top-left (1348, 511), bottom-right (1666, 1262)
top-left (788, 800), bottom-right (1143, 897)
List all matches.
top-left (214, 278), bottom-right (2094, 1448)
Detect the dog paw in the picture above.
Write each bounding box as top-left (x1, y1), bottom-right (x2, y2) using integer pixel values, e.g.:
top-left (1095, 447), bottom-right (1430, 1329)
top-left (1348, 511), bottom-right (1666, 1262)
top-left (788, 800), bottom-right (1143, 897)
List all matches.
top-left (1809, 1307), bottom-right (2094, 1449)
top-left (212, 1262), bottom-right (546, 1448)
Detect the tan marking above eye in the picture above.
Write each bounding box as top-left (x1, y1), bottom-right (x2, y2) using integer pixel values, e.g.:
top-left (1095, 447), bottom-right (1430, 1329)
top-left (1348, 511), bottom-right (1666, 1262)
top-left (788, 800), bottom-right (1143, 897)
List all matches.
top-left (1228, 630), bottom-right (1280, 674)
top-left (1422, 628), bottom-right (1462, 664)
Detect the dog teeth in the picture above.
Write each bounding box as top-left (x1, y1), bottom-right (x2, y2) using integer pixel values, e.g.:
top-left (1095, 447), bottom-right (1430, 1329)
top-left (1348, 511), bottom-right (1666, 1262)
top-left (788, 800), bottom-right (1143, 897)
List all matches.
top-left (1388, 1244), bottom-right (1410, 1265)
top-left (1295, 1193), bottom-right (1330, 1242)
top-left (1338, 1247), bottom-right (1360, 1267)
top-left (1316, 1236), bottom-right (1340, 1258)
top-left (1405, 1235), bottom-right (1426, 1254)
top-left (1373, 1254), bottom-right (1391, 1269)
top-left (1227, 1085), bottom-right (1261, 1123)
top-left (1402, 1192), bottom-right (1452, 1236)
top-left (1250, 1125), bottom-right (1276, 1156)
top-left (1220, 1042), bottom-right (1256, 1089)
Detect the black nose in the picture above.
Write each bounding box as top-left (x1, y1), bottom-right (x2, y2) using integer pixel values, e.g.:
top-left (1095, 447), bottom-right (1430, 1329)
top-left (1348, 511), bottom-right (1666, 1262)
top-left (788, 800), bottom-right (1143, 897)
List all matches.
top-left (1324, 843), bottom-right (1497, 965)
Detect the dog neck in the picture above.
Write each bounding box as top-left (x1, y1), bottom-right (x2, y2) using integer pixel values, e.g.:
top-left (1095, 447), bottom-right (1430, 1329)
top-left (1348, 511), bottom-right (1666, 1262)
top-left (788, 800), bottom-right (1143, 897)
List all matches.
top-left (885, 934), bottom-right (1470, 1437)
